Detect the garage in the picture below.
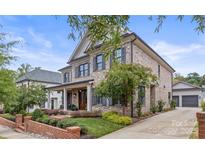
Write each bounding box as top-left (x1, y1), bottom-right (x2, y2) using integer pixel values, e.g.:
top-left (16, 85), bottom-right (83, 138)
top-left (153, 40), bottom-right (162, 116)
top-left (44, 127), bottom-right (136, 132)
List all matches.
top-left (182, 95), bottom-right (198, 107)
top-left (172, 96), bottom-right (179, 107)
top-left (172, 81), bottom-right (202, 108)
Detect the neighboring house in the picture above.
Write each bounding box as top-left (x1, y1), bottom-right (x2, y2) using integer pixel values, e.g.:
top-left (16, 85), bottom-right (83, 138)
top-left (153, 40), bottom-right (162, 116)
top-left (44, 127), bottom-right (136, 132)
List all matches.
top-left (16, 69), bottom-right (62, 112)
top-left (172, 81), bottom-right (202, 107)
top-left (48, 32), bottom-right (175, 114)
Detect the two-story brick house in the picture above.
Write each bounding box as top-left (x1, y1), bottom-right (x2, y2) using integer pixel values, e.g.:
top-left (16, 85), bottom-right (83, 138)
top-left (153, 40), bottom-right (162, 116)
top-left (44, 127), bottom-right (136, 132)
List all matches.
top-left (48, 32), bottom-right (175, 113)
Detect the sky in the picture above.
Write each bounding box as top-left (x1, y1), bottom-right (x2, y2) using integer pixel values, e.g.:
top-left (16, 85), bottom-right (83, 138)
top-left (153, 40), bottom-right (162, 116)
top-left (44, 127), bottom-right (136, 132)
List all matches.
top-left (0, 15), bottom-right (205, 76)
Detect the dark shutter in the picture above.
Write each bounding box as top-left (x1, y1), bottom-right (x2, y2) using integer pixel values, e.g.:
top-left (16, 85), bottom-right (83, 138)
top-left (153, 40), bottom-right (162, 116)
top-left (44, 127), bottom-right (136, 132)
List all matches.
top-left (102, 54), bottom-right (105, 70)
top-left (109, 53), bottom-right (113, 68)
top-left (88, 63), bottom-right (90, 75)
top-left (121, 47), bottom-right (126, 64)
top-left (75, 66), bottom-right (79, 78)
top-left (93, 56), bottom-right (96, 72)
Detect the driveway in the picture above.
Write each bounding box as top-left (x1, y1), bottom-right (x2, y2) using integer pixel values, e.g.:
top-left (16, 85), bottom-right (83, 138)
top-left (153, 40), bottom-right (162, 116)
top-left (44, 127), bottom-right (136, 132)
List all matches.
top-left (100, 108), bottom-right (200, 139)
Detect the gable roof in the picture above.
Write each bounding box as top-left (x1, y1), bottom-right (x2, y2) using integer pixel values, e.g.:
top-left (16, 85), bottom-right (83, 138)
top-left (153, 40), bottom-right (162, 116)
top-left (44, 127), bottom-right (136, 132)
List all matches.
top-left (67, 32), bottom-right (175, 72)
top-left (173, 81), bottom-right (201, 89)
top-left (16, 69), bottom-right (62, 84)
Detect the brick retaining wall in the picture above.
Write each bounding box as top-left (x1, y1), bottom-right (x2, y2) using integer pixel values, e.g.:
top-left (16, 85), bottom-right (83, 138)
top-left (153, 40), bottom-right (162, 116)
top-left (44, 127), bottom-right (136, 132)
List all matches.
top-left (0, 116), bottom-right (15, 128)
top-left (24, 116), bottom-right (80, 139)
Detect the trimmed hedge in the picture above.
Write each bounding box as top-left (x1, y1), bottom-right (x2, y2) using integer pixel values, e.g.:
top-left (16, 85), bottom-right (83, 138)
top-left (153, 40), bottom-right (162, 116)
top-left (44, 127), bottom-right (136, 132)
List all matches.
top-left (102, 111), bottom-right (132, 125)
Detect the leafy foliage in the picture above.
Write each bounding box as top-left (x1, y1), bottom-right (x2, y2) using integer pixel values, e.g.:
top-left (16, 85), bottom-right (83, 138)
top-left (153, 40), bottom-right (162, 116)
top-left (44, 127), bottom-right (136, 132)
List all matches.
top-left (149, 15), bottom-right (205, 34)
top-left (150, 103), bottom-right (157, 114)
top-left (157, 100), bottom-right (165, 112)
top-left (170, 100), bottom-right (176, 109)
top-left (0, 113), bottom-right (15, 122)
top-left (136, 101), bottom-right (142, 117)
top-left (96, 63), bottom-right (157, 115)
top-left (17, 63), bottom-right (33, 78)
top-left (67, 104), bottom-right (78, 111)
top-left (174, 72), bottom-right (205, 87)
top-left (102, 111), bottom-right (132, 125)
top-left (201, 100), bottom-right (205, 112)
top-left (16, 85), bottom-right (47, 112)
top-left (32, 109), bottom-right (44, 120)
top-left (0, 30), bottom-right (19, 107)
top-left (67, 16), bottom-right (129, 56)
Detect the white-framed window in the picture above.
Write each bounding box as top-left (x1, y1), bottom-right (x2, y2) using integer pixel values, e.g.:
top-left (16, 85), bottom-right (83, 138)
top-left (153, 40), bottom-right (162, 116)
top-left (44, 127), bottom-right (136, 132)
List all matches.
top-left (96, 54), bottom-right (103, 70)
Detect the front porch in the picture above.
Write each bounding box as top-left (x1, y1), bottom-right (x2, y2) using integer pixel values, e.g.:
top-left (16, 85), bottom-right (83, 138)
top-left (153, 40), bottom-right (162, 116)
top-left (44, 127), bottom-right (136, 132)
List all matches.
top-left (47, 80), bottom-right (94, 112)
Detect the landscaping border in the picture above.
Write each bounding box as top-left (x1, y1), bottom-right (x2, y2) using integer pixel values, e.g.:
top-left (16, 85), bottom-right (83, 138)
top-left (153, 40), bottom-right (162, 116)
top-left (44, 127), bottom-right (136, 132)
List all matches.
top-left (24, 116), bottom-right (80, 139)
top-left (0, 116), bottom-right (15, 128)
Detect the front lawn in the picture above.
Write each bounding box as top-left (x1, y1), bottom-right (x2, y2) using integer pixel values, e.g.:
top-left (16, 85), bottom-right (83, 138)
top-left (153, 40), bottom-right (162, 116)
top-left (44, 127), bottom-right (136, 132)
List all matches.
top-left (62, 118), bottom-right (124, 138)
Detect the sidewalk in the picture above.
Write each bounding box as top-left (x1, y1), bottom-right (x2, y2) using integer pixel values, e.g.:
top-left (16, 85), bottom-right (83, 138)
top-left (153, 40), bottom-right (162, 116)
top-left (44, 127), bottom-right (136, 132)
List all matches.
top-left (0, 125), bottom-right (41, 139)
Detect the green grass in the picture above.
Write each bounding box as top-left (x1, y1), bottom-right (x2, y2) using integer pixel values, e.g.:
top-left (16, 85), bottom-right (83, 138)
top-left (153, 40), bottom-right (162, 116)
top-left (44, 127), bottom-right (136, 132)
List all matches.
top-left (63, 118), bottom-right (124, 138)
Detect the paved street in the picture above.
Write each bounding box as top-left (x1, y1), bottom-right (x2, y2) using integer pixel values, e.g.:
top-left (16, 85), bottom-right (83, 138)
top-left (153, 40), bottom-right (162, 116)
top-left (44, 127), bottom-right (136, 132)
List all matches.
top-left (100, 108), bottom-right (200, 139)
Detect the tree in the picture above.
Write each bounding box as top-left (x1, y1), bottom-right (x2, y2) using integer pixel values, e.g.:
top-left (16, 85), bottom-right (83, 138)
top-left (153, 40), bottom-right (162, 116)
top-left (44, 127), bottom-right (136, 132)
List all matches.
top-left (17, 63), bottom-right (33, 78)
top-left (174, 73), bottom-right (185, 82)
top-left (67, 16), bottom-right (205, 56)
top-left (186, 72), bottom-right (201, 86)
top-left (95, 63), bottom-right (157, 116)
top-left (5, 85), bottom-right (48, 114)
top-left (0, 28), bottom-right (19, 107)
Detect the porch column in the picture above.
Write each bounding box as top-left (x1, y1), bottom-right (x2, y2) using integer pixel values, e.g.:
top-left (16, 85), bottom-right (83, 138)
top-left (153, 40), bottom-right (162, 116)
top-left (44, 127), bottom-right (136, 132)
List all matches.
top-left (47, 90), bottom-right (51, 109)
top-left (87, 84), bottom-right (92, 112)
top-left (63, 88), bottom-right (67, 111)
top-left (106, 98), bottom-right (110, 107)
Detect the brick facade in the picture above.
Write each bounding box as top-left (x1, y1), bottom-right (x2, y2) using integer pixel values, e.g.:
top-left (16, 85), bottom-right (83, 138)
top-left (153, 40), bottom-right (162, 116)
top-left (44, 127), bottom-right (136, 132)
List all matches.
top-left (196, 112), bottom-right (205, 139)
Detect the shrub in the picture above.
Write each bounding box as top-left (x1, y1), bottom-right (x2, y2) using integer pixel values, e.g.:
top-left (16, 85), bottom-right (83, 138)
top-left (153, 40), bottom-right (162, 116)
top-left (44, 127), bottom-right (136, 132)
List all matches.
top-left (67, 104), bottom-right (78, 111)
top-left (136, 101), bottom-right (142, 117)
top-left (32, 109), bottom-right (44, 120)
top-left (0, 113), bottom-right (15, 122)
top-left (56, 120), bottom-right (78, 129)
top-left (201, 101), bottom-right (205, 112)
top-left (150, 103), bottom-right (157, 114)
top-left (170, 100), bottom-right (176, 109)
top-left (102, 111), bottom-right (119, 120)
top-left (102, 111), bottom-right (132, 125)
top-left (157, 100), bottom-right (165, 112)
top-left (78, 125), bottom-right (88, 135)
top-left (48, 119), bottom-right (58, 126)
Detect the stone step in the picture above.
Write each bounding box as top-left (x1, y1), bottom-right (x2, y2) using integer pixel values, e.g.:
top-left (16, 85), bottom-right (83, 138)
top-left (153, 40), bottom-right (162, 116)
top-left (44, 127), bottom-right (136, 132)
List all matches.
top-left (15, 128), bottom-right (25, 133)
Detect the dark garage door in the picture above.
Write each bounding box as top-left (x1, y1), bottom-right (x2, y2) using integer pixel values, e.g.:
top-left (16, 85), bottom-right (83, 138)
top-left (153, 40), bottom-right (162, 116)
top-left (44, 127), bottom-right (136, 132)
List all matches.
top-left (172, 96), bottom-right (179, 107)
top-left (182, 95), bottom-right (198, 107)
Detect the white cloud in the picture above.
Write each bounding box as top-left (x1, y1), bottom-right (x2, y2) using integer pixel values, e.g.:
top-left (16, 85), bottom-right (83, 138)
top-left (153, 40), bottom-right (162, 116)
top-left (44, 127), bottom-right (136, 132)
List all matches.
top-left (27, 28), bottom-right (53, 49)
top-left (151, 40), bottom-right (205, 62)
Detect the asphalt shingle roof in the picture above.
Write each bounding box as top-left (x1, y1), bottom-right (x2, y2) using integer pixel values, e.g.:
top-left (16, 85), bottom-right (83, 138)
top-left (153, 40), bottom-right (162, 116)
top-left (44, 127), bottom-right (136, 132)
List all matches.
top-left (16, 69), bottom-right (62, 84)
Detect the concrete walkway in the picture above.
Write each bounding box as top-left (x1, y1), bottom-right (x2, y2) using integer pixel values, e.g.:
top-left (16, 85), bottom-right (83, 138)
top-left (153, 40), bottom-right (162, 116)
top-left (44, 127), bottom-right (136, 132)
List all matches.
top-left (0, 125), bottom-right (40, 139)
top-left (100, 108), bottom-right (200, 139)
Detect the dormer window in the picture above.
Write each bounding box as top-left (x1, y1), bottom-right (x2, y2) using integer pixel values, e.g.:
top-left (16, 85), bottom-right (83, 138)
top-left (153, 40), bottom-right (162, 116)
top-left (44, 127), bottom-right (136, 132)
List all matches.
top-left (63, 72), bottom-right (70, 83)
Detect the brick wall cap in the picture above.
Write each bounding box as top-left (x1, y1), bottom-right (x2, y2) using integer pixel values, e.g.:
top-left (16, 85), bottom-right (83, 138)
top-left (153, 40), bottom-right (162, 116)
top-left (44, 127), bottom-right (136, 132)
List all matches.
top-left (66, 126), bottom-right (81, 131)
top-left (24, 116), bottom-right (32, 119)
top-left (16, 114), bottom-right (23, 117)
top-left (197, 112), bottom-right (205, 119)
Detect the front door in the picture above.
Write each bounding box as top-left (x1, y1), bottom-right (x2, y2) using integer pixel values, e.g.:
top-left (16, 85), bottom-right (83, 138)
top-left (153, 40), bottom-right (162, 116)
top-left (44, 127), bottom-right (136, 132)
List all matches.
top-left (67, 92), bottom-right (72, 110)
top-left (150, 85), bottom-right (155, 105)
top-left (78, 89), bottom-right (87, 110)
